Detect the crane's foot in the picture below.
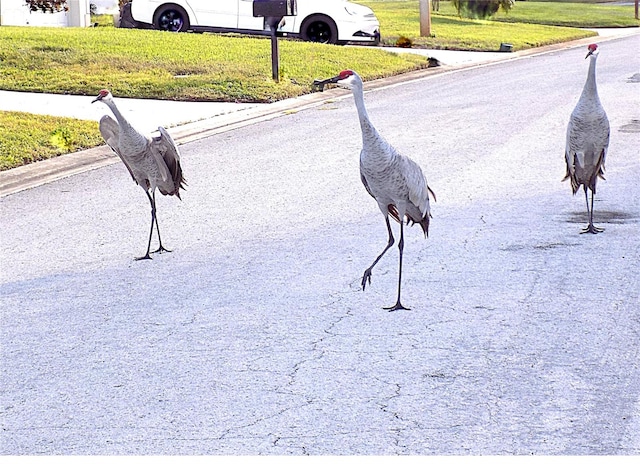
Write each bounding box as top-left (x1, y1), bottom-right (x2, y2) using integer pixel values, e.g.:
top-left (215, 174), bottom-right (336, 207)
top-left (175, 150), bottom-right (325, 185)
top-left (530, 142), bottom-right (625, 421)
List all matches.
top-left (383, 301), bottom-right (411, 312)
top-left (581, 224), bottom-right (604, 234)
top-left (361, 269), bottom-right (373, 291)
top-left (135, 254), bottom-right (152, 261)
top-left (151, 245), bottom-right (172, 254)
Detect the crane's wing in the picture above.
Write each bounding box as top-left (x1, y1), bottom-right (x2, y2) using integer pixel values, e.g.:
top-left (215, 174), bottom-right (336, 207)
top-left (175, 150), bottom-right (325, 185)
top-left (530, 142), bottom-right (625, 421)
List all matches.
top-left (99, 115), bottom-right (137, 183)
top-left (359, 149), bottom-right (375, 199)
top-left (594, 114), bottom-right (610, 177)
top-left (401, 155), bottom-right (434, 220)
top-left (150, 126), bottom-right (186, 197)
top-left (360, 173), bottom-right (375, 199)
top-left (563, 117), bottom-right (584, 194)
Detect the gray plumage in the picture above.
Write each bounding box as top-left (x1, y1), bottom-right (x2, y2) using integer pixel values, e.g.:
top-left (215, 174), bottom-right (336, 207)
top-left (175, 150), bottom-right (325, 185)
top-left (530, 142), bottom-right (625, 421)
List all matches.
top-left (564, 44), bottom-right (609, 234)
top-left (92, 89), bottom-right (186, 259)
top-left (318, 70), bottom-right (435, 311)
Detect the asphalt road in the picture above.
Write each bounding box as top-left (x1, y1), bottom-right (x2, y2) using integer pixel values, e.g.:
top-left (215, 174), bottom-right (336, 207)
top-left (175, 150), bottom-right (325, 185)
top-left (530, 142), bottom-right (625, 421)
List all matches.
top-left (1, 34), bottom-right (639, 455)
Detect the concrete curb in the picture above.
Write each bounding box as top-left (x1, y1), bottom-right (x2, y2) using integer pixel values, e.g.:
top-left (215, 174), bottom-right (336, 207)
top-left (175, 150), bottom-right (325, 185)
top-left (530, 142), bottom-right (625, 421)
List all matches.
top-left (1, 28), bottom-right (636, 198)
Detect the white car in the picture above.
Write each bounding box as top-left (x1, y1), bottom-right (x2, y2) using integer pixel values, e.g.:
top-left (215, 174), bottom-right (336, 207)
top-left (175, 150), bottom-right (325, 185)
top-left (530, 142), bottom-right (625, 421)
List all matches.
top-left (128, 0), bottom-right (380, 45)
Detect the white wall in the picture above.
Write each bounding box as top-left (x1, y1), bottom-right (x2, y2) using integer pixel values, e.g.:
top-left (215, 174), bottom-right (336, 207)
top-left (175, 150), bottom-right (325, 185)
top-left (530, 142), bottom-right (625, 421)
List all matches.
top-left (0, 0), bottom-right (91, 27)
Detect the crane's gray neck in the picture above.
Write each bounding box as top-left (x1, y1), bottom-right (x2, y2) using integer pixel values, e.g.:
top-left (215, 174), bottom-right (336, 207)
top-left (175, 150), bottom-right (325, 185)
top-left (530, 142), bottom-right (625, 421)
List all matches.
top-left (104, 98), bottom-right (133, 130)
top-left (352, 84), bottom-right (380, 145)
top-left (581, 55), bottom-right (600, 101)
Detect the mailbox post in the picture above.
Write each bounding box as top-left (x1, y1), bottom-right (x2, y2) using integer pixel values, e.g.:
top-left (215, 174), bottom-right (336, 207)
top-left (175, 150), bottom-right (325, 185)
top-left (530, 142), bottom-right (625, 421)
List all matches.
top-left (253, 0), bottom-right (297, 82)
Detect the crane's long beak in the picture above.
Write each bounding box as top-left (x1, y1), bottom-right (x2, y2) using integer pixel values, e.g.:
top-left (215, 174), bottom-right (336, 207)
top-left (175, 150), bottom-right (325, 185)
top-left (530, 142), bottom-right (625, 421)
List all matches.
top-left (585, 50), bottom-right (594, 59)
top-left (312, 75), bottom-right (341, 92)
top-left (91, 96), bottom-right (101, 104)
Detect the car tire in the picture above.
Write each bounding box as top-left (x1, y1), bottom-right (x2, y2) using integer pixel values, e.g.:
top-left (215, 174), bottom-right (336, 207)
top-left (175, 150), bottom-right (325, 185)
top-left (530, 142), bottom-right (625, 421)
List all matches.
top-left (153, 5), bottom-right (190, 32)
top-left (300, 15), bottom-right (339, 45)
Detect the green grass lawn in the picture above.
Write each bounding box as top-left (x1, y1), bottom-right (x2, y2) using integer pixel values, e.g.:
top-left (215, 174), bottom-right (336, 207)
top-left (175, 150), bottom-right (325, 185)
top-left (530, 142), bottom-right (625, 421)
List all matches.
top-left (357, 0), bottom-right (638, 49)
top-left (360, 0), bottom-right (640, 28)
top-left (0, 112), bottom-right (102, 171)
top-left (0, 26), bottom-right (431, 103)
top-left (492, 1), bottom-right (640, 27)
top-left (360, 0), bottom-right (593, 49)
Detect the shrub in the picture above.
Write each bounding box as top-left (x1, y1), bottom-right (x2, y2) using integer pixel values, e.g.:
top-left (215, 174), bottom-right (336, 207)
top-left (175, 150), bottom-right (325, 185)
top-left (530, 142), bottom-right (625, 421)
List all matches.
top-left (395, 35), bottom-right (413, 48)
top-left (25, 0), bottom-right (69, 13)
top-left (451, 0), bottom-right (514, 19)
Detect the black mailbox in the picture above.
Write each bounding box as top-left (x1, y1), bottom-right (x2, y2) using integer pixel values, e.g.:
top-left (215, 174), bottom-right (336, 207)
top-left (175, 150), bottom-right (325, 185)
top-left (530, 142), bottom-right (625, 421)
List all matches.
top-left (253, 0), bottom-right (297, 18)
top-left (252, 0), bottom-right (297, 83)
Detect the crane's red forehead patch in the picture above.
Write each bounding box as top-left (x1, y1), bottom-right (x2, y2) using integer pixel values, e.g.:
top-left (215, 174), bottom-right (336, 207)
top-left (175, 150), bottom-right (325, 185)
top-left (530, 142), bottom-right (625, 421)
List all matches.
top-left (588, 43), bottom-right (598, 51)
top-left (339, 70), bottom-right (354, 79)
top-left (99, 89), bottom-right (109, 96)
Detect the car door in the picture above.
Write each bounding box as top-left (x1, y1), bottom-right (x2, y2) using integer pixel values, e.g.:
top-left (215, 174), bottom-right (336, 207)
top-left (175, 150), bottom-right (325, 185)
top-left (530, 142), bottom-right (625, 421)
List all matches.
top-left (237, 0), bottom-right (266, 30)
top-left (186, 0), bottom-right (238, 28)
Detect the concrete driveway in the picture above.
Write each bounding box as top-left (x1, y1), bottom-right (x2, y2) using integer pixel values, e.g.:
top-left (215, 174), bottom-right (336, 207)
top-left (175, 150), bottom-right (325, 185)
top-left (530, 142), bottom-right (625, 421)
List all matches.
top-left (1, 32), bottom-right (639, 455)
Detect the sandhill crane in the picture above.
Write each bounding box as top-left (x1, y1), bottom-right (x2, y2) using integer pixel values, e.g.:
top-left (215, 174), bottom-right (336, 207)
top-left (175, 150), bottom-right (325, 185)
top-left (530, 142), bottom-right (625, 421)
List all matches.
top-left (564, 43), bottom-right (610, 234)
top-left (92, 89), bottom-right (186, 260)
top-left (315, 70), bottom-right (435, 311)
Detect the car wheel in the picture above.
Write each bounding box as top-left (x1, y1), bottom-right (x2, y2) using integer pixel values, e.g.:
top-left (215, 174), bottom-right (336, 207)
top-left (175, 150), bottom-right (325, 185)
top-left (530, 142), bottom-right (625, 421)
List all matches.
top-left (154, 6), bottom-right (190, 32)
top-left (301, 15), bottom-right (338, 45)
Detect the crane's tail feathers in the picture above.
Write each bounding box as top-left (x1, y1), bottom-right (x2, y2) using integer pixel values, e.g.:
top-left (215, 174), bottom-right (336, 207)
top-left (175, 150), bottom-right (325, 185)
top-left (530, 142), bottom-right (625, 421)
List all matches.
top-left (414, 216), bottom-right (430, 237)
top-left (428, 186), bottom-right (437, 202)
top-left (404, 212), bottom-right (431, 237)
top-left (594, 148), bottom-right (606, 185)
top-left (160, 183), bottom-right (185, 199)
top-left (388, 205), bottom-right (430, 237)
top-left (562, 165), bottom-right (580, 194)
top-left (159, 172), bottom-right (186, 199)
top-left (177, 175), bottom-right (187, 193)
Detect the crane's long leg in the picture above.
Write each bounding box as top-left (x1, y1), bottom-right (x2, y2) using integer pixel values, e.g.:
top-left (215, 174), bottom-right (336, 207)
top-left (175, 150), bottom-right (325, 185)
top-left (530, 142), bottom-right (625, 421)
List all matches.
top-left (581, 187), bottom-right (603, 234)
top-left (135, 190), bottom-right (156, 261)
top-left (384, 220), bottom-right (410, 312)
top-left (150, 190), bottom-right (171, 254)
top-left (362, 216), bottom-right (394, 291)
